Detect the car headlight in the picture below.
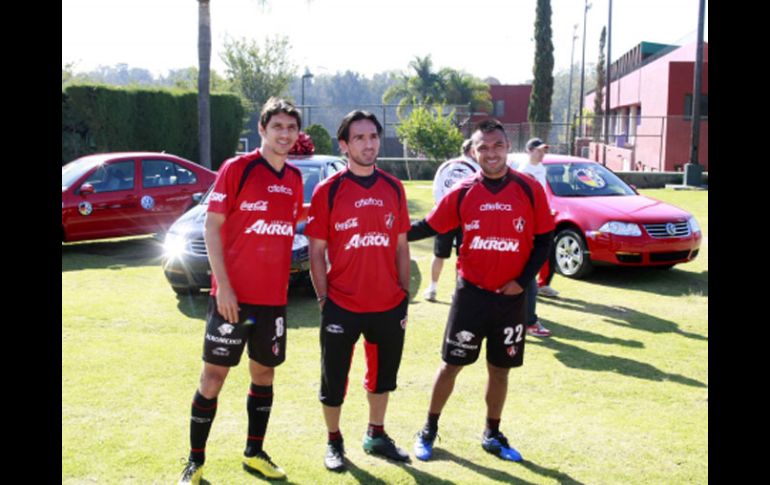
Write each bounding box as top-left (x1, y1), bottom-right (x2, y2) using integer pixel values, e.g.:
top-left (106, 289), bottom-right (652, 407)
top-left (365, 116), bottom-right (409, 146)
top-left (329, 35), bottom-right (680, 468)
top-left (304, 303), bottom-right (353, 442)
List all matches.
top-left (688, 216), bottom-right (701, 234)
top-left (598, 221), bottom-right (642, 236)
top-left (164, 232), bottom-right (188, 258)
top-left (292, 234), bottom-right (309, 251)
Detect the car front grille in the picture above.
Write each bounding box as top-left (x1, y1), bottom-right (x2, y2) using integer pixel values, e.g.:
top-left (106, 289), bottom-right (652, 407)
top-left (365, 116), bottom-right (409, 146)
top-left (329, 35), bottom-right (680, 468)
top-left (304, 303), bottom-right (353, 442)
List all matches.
top-left (643, 222), bottom-right (690, 238)
top-left (190, 237), bottom-right (208, 256)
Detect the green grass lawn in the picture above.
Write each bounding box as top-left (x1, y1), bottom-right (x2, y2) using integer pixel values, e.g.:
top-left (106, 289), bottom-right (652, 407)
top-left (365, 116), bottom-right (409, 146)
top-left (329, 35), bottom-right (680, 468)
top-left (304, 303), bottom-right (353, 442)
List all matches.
top-left (62, 184), bottom-right (707, 484)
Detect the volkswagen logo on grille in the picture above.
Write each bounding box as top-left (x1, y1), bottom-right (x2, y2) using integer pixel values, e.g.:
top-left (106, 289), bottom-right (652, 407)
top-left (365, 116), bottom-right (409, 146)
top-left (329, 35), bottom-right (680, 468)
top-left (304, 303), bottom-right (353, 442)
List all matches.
top-left (665, 223), bottom-right (677, 236)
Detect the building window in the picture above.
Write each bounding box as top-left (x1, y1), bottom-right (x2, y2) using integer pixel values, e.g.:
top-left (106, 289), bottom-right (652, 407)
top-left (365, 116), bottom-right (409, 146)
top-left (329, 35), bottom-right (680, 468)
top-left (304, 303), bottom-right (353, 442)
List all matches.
top-left (494, 100), bottom-right (505, 117)
top-left (684, 94), bottom-right (708, 118)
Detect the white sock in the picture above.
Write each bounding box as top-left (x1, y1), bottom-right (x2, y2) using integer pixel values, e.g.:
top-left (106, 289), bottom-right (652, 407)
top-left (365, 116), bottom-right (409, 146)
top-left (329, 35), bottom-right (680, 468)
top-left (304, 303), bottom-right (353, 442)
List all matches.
top-left (427, 282), bottom-right (437, 292)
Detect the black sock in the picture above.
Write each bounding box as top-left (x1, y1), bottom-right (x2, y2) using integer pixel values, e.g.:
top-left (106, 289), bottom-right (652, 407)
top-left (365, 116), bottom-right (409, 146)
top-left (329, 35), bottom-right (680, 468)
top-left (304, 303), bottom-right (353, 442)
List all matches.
top-left (328, 430), bottom-right (343, 443)
top-left (426, 412), bottom-right (440, 433)
top-left (367, 423), bottom-right (384, 438)
top-left (189, 390), bottom-right (218, 465)
top-left (484, 417), bottom-right (501, 437)
top-left (245, 384), bottom-right (273, 457)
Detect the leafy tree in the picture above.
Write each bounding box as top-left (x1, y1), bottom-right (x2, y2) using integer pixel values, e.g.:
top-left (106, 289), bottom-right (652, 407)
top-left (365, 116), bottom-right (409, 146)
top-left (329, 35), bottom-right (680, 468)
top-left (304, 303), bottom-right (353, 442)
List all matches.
top-left (305, 124), bottom-right (333, 154)
top-left (396, 106), bottom-right (463, 163)
top-left (161, 67), bottom-right (231, 91)
top-left (528, 0), bottom-right (555, 140)
top-left (220, 35), bottom-right (297, 113)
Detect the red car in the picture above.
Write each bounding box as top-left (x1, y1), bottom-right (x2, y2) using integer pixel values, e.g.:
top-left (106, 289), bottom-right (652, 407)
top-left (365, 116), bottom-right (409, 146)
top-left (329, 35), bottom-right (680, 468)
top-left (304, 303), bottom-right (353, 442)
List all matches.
top-left (62, 152), bottom-right (216, 242)
top-left (511, 154), bottom-right (702, 278)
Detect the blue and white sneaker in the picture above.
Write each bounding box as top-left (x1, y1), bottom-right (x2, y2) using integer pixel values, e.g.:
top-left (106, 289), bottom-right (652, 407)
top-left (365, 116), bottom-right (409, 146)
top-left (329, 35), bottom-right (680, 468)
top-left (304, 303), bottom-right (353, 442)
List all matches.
top-left (481, 431), bottom-right (523, 462)
top-left (413, 428), bottom-right (438, 461)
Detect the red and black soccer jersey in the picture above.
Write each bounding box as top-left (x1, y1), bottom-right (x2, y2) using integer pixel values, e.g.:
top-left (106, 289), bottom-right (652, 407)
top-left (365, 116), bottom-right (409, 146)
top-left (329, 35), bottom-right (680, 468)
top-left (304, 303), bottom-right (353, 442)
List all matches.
top-left (207, 150), bottom-right (304, 306)
top-left (426, 168), bottom-right (555, 292)
top-left (305, 167), bottom-right (410, 313)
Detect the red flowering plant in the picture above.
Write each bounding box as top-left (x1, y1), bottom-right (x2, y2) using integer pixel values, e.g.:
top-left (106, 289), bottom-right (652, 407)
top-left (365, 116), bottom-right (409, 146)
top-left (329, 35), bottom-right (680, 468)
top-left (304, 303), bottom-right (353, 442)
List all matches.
top-left (288, 132), bottom-right (315, 156)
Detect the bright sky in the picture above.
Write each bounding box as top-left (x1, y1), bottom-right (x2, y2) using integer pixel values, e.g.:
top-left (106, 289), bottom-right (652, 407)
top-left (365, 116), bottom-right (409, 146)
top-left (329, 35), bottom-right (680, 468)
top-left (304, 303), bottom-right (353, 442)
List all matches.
top-left (62, 0), bottom-right (708, 84)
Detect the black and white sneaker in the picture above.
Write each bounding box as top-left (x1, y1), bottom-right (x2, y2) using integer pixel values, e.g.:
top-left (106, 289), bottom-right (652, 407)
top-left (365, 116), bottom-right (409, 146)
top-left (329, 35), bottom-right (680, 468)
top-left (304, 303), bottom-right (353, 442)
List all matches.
top-left (324, 439), bottom-right (346, 472)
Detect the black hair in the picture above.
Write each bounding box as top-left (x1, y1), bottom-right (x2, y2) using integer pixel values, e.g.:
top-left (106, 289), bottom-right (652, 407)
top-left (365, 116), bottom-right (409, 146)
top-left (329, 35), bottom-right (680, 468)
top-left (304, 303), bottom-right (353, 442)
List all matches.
top-left (260, 97), bottom-right (302, 130)
top-left (337, 110), bottom-right (383, 142)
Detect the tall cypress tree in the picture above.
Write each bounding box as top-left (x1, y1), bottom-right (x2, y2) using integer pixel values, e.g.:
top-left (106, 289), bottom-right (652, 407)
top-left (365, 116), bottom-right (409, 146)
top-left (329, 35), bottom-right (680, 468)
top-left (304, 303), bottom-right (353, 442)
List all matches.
top-left (528, 0), bottom-right (555, 140)
top-left (594, 26), bottom-right (606, 140)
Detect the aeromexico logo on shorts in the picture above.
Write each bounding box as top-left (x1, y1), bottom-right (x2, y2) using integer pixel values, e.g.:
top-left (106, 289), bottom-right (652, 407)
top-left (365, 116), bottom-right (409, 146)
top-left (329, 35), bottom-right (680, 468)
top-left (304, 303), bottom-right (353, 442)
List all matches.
top-left (446, 330), bottom-right (478, 350)
top-left (244, 220), bottom-right (294, 236)
top-left (468, 236), bottom-right (520, 252)
top-left (344, 232), bottom-right (390, 250)
top-left (217, 323), bottom-right (234, 336)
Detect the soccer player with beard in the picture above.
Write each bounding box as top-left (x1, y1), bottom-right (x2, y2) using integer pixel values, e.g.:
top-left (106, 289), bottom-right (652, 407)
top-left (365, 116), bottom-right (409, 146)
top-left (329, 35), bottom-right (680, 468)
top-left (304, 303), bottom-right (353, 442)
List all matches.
top-left (408, 119), bottom-right (555, 463)
top-left (305, 110), bottom-right (412, 471)
top-left (178, 98), bottom-right (304, 484)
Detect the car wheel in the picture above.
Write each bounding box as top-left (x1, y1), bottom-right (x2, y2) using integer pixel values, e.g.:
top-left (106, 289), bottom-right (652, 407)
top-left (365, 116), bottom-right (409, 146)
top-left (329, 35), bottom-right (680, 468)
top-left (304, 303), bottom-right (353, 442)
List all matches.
top-left (173, 286), bottom-right (200, 296)
top-left (554, 228), bottom-right (593, 279)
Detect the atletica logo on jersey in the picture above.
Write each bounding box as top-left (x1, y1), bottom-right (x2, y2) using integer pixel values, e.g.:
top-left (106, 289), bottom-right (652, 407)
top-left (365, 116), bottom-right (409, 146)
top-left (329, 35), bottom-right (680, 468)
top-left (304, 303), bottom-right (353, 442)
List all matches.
top-left (469, 236), bottom-right (520, 252)
top-left (513, 216), bottom-right (525, 233)
top-left (268, 184), bottom-right (293, 195)
top-left (240, 200), bottom-right (268, 212)
top-left (479, 202), bottom-right (512, 212)
top-left (464, 219), bottom-right (480, 231)
top-left (244, 220), bottom-right (294, 236)
top-left (210, 192), bottom-right (227, 203)
top-left (334, 217), bottom-right (359, 232)
top-left (344, 232), bottom-right (390, 250)
top-left (354, 197), bottom-right (384, 208)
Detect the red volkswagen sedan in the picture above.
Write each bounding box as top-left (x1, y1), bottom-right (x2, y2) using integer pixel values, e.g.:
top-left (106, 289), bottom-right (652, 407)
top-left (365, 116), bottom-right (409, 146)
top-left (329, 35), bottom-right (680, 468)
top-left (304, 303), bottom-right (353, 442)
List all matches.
top-left (512, 154), bottom-right (702, 278)
top-left (62, 152), bottom-right (216, 242)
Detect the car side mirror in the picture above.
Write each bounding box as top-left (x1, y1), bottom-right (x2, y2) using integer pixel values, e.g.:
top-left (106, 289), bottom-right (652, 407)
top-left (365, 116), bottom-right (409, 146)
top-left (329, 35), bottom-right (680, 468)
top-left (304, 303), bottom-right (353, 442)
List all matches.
top-left (192, 192), bottom-right (204, 204)
top-left (79, 183), bottom-right (95, 196)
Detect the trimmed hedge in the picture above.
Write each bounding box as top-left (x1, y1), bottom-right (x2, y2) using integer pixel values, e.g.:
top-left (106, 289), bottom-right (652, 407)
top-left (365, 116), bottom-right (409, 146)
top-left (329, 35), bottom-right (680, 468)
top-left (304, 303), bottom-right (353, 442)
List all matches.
top-left (62, 84), bottom-right (243, 170)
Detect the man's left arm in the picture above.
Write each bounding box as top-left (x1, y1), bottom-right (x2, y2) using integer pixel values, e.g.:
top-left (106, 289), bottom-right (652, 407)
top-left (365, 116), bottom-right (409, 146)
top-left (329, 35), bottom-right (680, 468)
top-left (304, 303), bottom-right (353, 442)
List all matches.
top-left (395, 232), bottom-right (410, 296)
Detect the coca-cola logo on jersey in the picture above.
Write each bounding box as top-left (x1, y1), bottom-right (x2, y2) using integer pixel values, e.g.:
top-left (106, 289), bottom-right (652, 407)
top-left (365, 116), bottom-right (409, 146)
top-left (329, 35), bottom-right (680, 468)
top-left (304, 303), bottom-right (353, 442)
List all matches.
top-left (244, 220), bottom-right (294, 236)
top-left (469, 236), bottom-right (520, 252)
top-left (344, 232), bottom-right (390, 250)
top-left (268, 184), bottom-right (293, 195)
top-left (240, 200), bottom-right (268, 212)
top-left (479, 202), bottom-right (512, 212)
top-left (334, 217), bottom-right (359, 232)
top-left (354, 197), bottom-right (384, 208)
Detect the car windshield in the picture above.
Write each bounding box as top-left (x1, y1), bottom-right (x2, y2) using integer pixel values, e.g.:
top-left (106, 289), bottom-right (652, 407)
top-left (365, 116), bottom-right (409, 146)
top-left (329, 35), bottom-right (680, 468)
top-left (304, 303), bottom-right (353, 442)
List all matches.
top-left (62, 157), bottom-right (103, 189)
top-left (200, 163), bottom-right (324, 205)
top-left (546, 162), bottom-right (636, 197)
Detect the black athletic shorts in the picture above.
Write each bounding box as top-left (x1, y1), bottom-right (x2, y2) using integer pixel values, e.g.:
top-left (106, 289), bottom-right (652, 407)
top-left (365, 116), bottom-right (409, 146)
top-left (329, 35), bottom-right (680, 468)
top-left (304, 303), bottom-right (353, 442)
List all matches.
top-left (434, 227), bottom-right (463, 258)
top-left (441, 278), bottom-right (528, 368)
top-left (319, 295), bottom-right (408, 407)
top-left (202, 296), bottom-right (287, 368)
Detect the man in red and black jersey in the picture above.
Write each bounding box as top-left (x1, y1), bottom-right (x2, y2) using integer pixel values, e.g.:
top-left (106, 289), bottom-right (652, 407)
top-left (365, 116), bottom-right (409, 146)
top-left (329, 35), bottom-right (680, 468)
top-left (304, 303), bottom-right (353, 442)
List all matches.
top-left (305, 111), bottom-right (412, 471)
top-left (408, 119), bottom-right (555, 463)
top-left (178, 98), bottom-right (304, 484)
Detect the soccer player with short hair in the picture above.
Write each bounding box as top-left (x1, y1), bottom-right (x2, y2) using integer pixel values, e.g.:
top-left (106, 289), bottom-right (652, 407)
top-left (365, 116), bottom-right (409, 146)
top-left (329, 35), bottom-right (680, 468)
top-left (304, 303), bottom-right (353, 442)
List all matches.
top-left (305, 110), bottom-right (412, 472)
top-left (178, 98), bottom-right (304, 484)
top-left (408, 119), bottom-right (555, 462)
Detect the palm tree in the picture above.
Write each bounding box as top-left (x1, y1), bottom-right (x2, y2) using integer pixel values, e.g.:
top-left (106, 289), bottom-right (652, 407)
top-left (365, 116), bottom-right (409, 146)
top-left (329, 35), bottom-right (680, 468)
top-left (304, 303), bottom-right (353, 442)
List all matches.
top-left (441, 69), bottom-right (493, 114)
top-left (383, 55), bottom-right (445, 116)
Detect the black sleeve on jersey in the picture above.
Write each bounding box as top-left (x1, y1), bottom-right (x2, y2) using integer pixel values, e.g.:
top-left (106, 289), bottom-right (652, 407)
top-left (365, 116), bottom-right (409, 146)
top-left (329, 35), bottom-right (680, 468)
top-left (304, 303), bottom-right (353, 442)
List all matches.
top-left (407, 219), bottom-right (439, 241)
top-left (515, 231), bottom-right (554, 287)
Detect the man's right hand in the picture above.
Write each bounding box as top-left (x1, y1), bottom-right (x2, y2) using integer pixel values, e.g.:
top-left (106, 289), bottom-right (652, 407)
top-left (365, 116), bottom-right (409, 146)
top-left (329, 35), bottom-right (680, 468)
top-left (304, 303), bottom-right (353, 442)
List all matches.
top-left (216, 285), bottom-right (240, 323)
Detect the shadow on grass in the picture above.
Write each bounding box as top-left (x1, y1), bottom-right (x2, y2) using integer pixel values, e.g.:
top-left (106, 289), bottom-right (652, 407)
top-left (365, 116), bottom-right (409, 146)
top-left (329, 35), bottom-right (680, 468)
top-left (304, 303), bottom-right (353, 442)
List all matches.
top-left (529, 324), bottom-right (706, 388)
top-left (429, 448), bottom-right (575, 485)
top-left (538, 296), bottom-right (706, 341)
top-left (581, 266), bottom-right (708, 298)
top-left (61, 236), bottom-right (164, 272)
